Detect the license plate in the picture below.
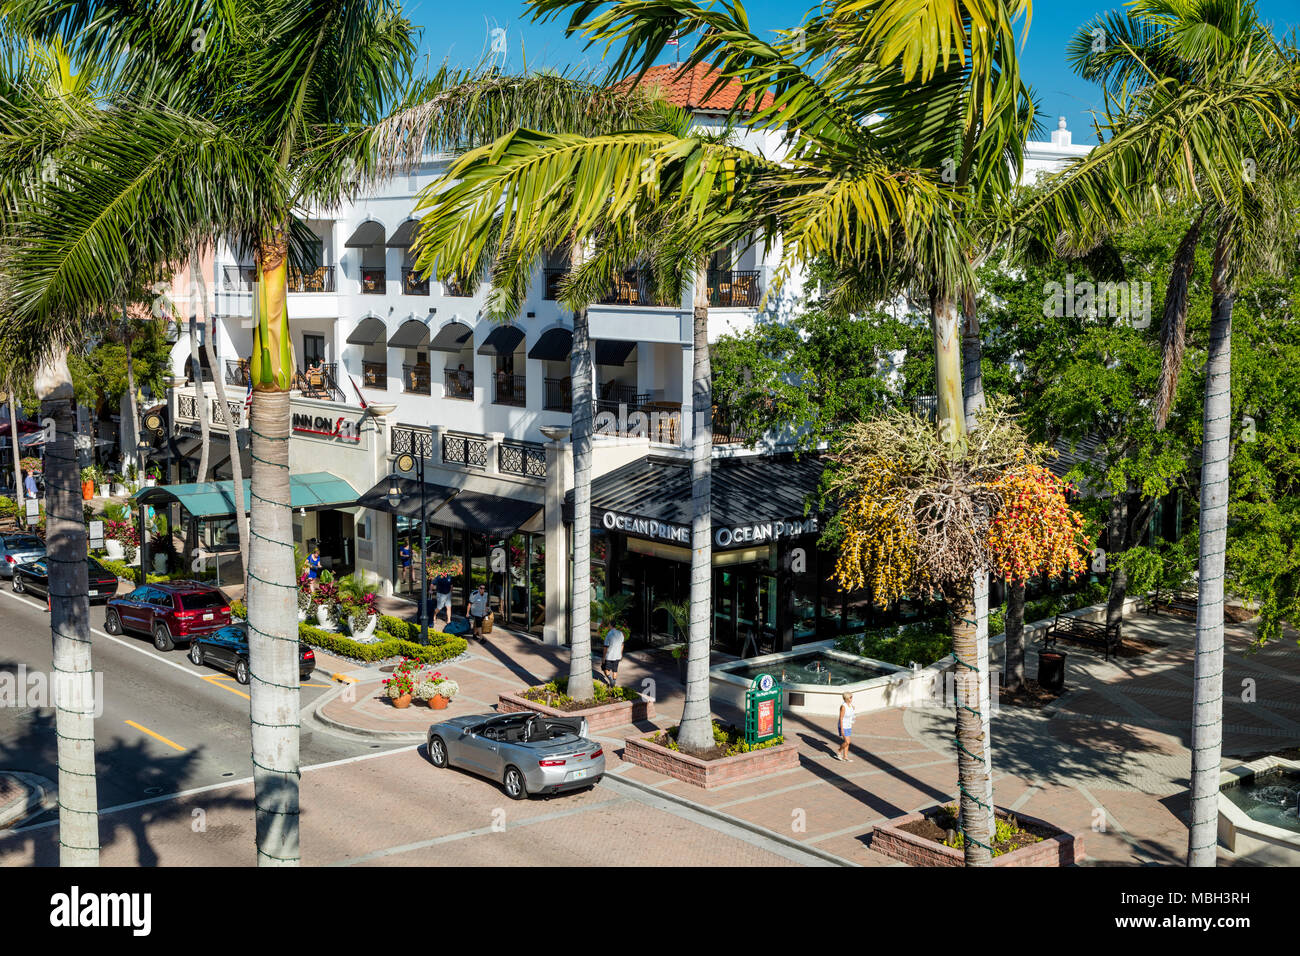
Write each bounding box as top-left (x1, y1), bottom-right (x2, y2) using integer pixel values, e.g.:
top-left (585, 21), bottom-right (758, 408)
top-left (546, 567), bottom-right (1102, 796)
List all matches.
top-left (567, 768), bottom-right (589, 781)
top-left (203, 613), bottom-right (213, 621)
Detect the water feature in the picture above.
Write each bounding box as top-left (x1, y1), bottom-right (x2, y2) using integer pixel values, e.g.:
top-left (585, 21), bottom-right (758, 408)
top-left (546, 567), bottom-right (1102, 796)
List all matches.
top-left (730, 652), bottom-right (894, 687)
top-left (1221, 769), bottom-right (1300, 834)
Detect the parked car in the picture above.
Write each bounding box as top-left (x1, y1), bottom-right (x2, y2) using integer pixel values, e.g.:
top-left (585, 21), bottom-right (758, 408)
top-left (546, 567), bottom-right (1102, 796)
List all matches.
top-left (12, 556), bottom-right (120, 603)
top-left (426, 711), bottom-right (604, 800)
top-left (188, 623), bottom-right (315, 685)
top-left (0, 532), bottom-right (45, 578)
top-left (103, 581), bottom-right (232, 651)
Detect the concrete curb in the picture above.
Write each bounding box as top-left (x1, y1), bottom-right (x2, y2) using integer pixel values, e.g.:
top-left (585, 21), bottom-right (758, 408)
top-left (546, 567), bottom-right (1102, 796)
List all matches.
top-left (0, 771), bottom-right (56, 829)
top-left (307, 682), bottom-right (429, 743)
top-left (599, 770), bottom-right (857, 867)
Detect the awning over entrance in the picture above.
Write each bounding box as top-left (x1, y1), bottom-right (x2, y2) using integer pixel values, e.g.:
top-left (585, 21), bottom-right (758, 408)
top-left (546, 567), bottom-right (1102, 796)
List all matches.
top-left (528, 327), bottom-right (573, 362)
top-left (355, 476), bottom-right (459, 520)
top-left (594, 340), bottom-right (637, 366)
top-left (432, 490), bottom-right (542, 537)
top-left (387, 318), bottom-right (430, 349)
top-left (429, 320), bottom-right (474, 352)
top-left (132, 471), bottom-right (361, 518)
top-left (346, 315), bottom-right (387, 345)
top-left (386, 219), bottom-right (421, 248)
top-left (565, 454), bottom-right (825, 550)
top-left (344, 220), bottom-right (385, 247)
top-left (476, 324), bottom-right (525, 356)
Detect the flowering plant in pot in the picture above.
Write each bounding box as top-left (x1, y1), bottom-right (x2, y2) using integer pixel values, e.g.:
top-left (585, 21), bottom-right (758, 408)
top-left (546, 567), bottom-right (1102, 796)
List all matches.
top-left (342, 592), bottom-right (379, 640)
top-left (312, 578), bottom-right (340, 628)
top-left (383, 658), bottom-right (422, 708)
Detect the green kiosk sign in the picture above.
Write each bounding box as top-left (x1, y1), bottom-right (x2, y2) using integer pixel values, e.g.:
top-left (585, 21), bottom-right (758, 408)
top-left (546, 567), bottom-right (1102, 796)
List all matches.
top-left (744, 673), bottom-right (782, 745)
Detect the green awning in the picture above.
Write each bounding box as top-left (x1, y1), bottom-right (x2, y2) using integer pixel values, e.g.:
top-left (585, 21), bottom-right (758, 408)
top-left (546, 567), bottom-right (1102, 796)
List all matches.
top-left (132, 471), bottom-right (361, 518)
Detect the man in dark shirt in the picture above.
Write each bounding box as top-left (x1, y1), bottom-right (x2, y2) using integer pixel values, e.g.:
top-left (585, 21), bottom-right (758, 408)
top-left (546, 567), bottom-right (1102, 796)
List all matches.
top-left (432, 570), bottom-right (453, 624)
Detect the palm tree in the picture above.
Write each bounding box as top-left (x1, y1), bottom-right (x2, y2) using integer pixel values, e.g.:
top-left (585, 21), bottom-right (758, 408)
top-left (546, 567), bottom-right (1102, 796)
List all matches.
top-left (1021, 1), bottom-right (1300, 865)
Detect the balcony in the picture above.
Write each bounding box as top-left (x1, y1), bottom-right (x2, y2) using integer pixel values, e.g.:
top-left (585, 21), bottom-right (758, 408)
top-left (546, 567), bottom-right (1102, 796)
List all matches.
top-left (543, 268), bottom-right (565, 300)
top-left (543, 377), bottom-right (571, 412)
top-left (493, 374), bottom-right (526, 408)
top-left (499, 441), bottom-right (546, 479)
top-left (596, 383), bottom-right (647, 415)
top-left (225, 359), bottom-right (251, 387)
top-left (443, 368), bottom-right (474, 400)
top-left (361, 361), bottom-right (387, 390)
top-left (708, 269), bottom-right (761, 308)
top-left (287, 266), bottom-right (335, 293)
top-left (403, 270), bottom-right (430, 296)
top-left (391, 424), bottom-right (434, 459)
top-left (443, 432), bottom-right (489, 468)
top-left (360, 267), bottom-right (386, 295)
top-left (403, 364), bottom-right (432, 395)
top-left (443, 278), bottom-right (472, 297)
top-left (597, 269), bottom-right (673, 307)
top-left (293, 363), bottom-right (344, 402)
top-left (223, 265), bottom-right (257, 291)
top-left (712, 404), bottom-right (756, 445)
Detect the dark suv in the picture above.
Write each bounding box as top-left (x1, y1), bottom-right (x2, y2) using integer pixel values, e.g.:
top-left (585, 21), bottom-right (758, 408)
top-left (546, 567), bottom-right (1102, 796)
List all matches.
top-left (104, 581), bottom-right (232, 651)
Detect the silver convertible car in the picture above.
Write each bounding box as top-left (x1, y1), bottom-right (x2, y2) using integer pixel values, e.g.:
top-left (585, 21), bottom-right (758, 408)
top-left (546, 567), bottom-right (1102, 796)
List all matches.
top-left (427, 710), bottom-right (605, 800)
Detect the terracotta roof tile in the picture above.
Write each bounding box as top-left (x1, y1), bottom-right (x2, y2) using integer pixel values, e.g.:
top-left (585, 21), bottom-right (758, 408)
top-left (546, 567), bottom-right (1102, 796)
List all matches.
top-left (628, 63), bottom-right (775, 115)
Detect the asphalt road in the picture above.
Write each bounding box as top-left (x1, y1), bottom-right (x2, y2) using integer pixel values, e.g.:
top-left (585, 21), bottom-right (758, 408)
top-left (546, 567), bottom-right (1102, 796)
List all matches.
top-left (0, 580), bottom-right (403, 818)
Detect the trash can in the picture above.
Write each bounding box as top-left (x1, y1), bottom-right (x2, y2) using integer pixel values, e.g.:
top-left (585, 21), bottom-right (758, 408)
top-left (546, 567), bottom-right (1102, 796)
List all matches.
top-left (1038, 650), bottom-right (1067, 693)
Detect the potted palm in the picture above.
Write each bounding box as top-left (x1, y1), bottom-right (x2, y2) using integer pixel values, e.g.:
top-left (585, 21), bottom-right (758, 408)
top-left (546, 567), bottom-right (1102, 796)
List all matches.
top-left (656, 599), bottom-right (691, 682)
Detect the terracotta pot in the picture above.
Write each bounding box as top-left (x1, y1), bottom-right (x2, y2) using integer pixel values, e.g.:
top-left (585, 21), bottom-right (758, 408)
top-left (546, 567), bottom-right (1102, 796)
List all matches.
top-left (81, 480), bottom-right (94, 500)
top-left (430, 694), bottom-right (449, 710)
top-left (392, 693), bottom-right (412, 709)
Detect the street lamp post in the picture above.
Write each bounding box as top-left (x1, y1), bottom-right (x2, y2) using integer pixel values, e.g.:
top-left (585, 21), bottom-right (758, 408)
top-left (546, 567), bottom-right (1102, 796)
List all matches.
top-left (137, 438), bottom-right (152, 578)
top-left (388, 449), bottom-right (429, 646)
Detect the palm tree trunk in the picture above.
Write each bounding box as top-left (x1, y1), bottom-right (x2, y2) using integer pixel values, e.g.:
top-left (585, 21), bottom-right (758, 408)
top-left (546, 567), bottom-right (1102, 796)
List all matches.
top-left (1004, 582), bottom-right (1026, 693)
top-left (678, 263), bottom-right (714, 752)
top-left (248, 234), bottom-right (300, 866)
top-left (960, 294), bottom-right (984, 435)
top-left (567, 293), bottom-right (596, 702)
top-left (35, 350), bottom-right (99, 865)
top-left (1187, 224), bottom-right (1233, 868)
top-left (951, 586), bottom-right (992, 866)
top-left (189, 257), bottom-right (211, 483)
top-left (931, 293), bottom-right (967, 448)
top-left (122, 297), bottom-right (140, 476)
top-left (7, 378), bottom-right (23, 501)
top-left (195, 256), bottom-right (250, 575)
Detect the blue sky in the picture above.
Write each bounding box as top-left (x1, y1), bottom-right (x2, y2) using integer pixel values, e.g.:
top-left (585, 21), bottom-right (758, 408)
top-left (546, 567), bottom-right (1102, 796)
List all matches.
top-left (404, 1), bottom-right (1299, 144)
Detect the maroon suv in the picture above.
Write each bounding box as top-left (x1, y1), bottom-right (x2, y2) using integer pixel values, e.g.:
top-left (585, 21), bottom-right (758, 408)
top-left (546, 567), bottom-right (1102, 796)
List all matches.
top-left (104, 581), bottom-right (233, 651)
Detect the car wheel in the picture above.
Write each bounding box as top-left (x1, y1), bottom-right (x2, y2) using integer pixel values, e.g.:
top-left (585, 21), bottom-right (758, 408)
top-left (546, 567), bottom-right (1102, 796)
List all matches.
top-left (427, 735), bottom-right (448, 768)
top-left (11, 574), bottom-right (23, 593)
top-left (104, 609), bottom-right (122, 635)
top-left (503, 765), bottom-right (528, 801)
top-left (152, 623), bottom-right (175, 651)
top-left (189, 642), bottom-right (204, 667)
top-left (235, 657), bottom-right (250, 685)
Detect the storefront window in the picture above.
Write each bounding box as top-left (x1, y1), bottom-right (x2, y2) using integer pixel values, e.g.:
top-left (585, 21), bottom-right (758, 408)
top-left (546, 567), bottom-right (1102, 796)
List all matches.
top-left (528, 536), bottom-right (546, 634)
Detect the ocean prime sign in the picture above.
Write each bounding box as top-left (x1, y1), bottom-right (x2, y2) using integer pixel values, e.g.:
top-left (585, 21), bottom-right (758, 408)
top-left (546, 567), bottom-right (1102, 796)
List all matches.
top-left (600, 509), bottom-right (690, 544)
top-left (714, 516), bottom-right (818, 548)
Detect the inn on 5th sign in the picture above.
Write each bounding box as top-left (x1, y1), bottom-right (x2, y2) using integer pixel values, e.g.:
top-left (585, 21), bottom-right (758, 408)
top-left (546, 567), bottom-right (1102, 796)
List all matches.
top-left (599, 510), bottom-right (819, 549)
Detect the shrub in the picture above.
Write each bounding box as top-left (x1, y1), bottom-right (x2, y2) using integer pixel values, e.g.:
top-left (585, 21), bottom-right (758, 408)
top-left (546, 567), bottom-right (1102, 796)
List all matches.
top-left (521, 677), bottom-right (640, 707)
top-left (836, 621), bottom-right (951, 667)
top-left (297, 624), bottom-right (466, 665)
top-left (653, 721), bottom-right (784, 756)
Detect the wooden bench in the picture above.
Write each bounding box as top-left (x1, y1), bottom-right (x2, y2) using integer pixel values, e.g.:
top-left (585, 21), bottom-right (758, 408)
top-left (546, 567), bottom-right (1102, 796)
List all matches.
top-left (1146, 587), bottom-right (1198, 618)
top-left (1043, 614), bottom-right (1122, 661)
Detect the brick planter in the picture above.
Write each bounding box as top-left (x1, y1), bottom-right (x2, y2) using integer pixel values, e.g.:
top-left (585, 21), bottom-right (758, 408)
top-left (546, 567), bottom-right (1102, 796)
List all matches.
top-left (498, 691), bottom-right (655, 733)
top-left (871, 806), bottom-right (1084, 867)
top-left (623, 733), bottom-right (799, 789)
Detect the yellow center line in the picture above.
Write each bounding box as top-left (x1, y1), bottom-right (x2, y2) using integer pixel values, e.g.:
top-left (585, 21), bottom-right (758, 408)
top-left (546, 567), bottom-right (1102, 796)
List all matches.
top-left (202, 674), bottom-right (250, 700)
top-left (125, 720), bottom-right (187, 753)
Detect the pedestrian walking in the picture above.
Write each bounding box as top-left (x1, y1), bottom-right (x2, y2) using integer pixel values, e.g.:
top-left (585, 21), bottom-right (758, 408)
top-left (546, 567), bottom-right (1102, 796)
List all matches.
top-left (432, 569), bottom-right (453, 625)
top-left (836, 692), bottom-right (855, 761)
top-left (398, 541), bottom-right (413, 592)
top-left (466, 584), bottom-right (489, 640)
top-left (306, 545), bottom-right (322, 593)
top-left (600, 624), bottom-right (625, 687)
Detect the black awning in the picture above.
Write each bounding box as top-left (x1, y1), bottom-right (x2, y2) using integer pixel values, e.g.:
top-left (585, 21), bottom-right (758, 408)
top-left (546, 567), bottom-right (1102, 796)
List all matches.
top-left (564, 454), bottom-right (826, 550)
top-left (594, 340), bottom-right (637, 366)
top-left (346, 316), bottom-right (387, 346)
top-left (387, 318), bottom-right (430, 349)
top-left (355, 476), bottom-right (459, 520)
top-left (528, 327), bottom-right (573, 362)
top-left (344, 220), bottom-right (385, 247)
top-left (477, 325), bottom-right (525, 356)
top-left (386, 219), bottom-right (420, 248)
top-left (430, 490), bottom-right (542, 537)
top-left (429, 320), bottom-right (474, 353)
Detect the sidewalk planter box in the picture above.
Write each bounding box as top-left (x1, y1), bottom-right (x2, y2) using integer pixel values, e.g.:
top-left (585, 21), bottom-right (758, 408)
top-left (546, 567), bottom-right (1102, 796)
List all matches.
top-left (870, 806), bottom-right (1084, 867)
top-left (498, 691), bottom-right (654, 733)
top-left (622, 733), bottom-right (799, 789)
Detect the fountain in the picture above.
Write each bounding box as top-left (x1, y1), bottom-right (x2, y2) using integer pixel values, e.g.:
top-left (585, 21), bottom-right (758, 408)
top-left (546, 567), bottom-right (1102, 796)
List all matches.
top-left (1218, 756), bottom-right (1300, 864)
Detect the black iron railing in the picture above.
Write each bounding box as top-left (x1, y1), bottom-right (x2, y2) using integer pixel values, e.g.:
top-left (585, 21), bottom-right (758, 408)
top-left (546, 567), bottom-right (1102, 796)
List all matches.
top-left (597, 269), bottom-right (673, 306)
top-left (293, 362), bottom-right (343, 401)
top-left (403, 270), bottom-right (430, 295)
top-left (391, 425), bottom-right (434, 459)
top-left (360, 267), bottom-right (386, 295)
top-left (712, 404), bottom-right (756, 445)
top-left (443, 278), bottom-right (472, 297)
top-left (177, 394), bottom-right (199, 420)
top-left (442, 432), bottom-right (489, 468)
top-left (493, 374), bottom-right (526, 407)
top-left (287, 266), bottom-right (335, 293)
top-left (403, 364), bottom-right (432, 395)
top-left (707, 269), bottom-right (761, 308)
top-left (361, 361), bottom-right (387, 390)
top-left (543, 269), bottom-right (566, 300)
top-left (543, 377), bottom-right (571, 412)
top-left (499, 442), bottom-right (546, 479)
top-left (443, 368), bottom-right (474, 400)
top-left (211, 398), bottom-right (244, 428)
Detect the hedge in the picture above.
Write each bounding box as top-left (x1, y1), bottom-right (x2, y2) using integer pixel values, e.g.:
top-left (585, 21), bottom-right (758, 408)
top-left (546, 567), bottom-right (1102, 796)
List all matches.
top-left (298, 623), bottom-right (467, 664)
top-left (96, 556), bottom-right (217, 587)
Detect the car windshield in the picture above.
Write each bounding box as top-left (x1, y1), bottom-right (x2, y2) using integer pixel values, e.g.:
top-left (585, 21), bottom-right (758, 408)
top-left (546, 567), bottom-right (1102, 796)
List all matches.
top-left (4, 536), bottom-right (41, 550)
top-left (178, 592), bottom-right (226, 610)
top-left (213, 626), bottom-right (246, 642)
